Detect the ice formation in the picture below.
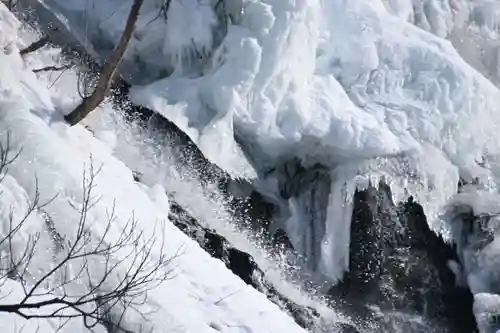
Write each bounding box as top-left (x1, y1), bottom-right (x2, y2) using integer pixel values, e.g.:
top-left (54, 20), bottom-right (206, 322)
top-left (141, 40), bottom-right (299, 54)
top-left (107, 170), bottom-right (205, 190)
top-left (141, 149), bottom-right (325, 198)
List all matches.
top-left (3, 0), bottom-right (500, 331)
top-left (0, 4), bottom-right (329, 332)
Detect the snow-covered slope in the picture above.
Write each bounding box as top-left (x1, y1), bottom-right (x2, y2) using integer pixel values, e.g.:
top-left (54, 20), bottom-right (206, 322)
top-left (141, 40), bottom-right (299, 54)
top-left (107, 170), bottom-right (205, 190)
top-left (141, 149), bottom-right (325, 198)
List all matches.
top-left (0, 5), bottom-right (317, 332)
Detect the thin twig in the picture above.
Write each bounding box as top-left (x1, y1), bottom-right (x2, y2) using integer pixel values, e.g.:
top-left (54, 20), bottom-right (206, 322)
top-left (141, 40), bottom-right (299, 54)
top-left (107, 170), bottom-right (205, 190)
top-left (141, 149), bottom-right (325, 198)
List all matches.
top-left (19, 36), bottom-right (50, 56)
top-left (33, 64), bottom-right (73, 73)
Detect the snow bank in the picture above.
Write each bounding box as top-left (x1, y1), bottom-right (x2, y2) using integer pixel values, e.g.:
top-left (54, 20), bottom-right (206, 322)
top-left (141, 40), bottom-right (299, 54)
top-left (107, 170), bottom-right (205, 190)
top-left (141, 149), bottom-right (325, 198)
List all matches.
top-left (0, 5), bottom-right (311, 332)
top-left (126, 0), bottom-right (500, 181)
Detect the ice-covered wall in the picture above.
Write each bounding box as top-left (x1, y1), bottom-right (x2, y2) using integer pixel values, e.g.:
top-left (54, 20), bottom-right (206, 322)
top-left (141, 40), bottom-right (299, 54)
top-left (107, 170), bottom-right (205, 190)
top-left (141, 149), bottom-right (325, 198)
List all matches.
top-left (0, 4), bottom-right (332, 332)
top-left (19, 0), bottom-right (500, 301)
top-left (381, 0), bottom-right (500, 86)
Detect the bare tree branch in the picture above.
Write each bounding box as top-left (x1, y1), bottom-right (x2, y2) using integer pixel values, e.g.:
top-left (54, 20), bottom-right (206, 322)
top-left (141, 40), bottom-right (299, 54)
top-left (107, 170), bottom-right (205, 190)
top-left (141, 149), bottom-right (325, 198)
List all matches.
top-left (145, 0), bottom-right (172, 27)
top-left (32, 65), bottom-right (73, 74)
top-left (19, 36), bottom-right (50, 56)
top-left (64, 0), bottom-right (145, 126)
top-left (0, 132), bottom-right (22, 183)
top-left (5, 0), bottom-right (16, 11)
top-left (0, 137), bottom-right (181, 332)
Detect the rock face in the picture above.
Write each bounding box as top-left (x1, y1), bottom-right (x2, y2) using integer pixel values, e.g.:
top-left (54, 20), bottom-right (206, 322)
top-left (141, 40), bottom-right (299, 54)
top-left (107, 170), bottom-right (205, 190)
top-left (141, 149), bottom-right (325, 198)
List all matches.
top-left (228, 156), bottom-right (478, 332)
top-left (329, 184), bottom-right (478, 333)
top-left (167, 200), bottom-right (326, 331)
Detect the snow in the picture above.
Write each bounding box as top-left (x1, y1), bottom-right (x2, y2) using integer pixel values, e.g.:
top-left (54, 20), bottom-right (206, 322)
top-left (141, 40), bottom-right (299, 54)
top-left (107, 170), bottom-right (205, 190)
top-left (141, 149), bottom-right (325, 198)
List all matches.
top-left (85, 108), bottom-right (344, 326)
top-left (123, 0), bottom-right (500, 268)
top-left (0, 280), bottom-right (102, 333)
top-left (0, 95), bottom-right (314, 333)
top-left (382, 0), bottom-right (500, 86)
top-left (6, 0), bottom-right (500, 330)
top-left (0, 4), bottom-right (330, 332)
top-left (442, 188), bottom-right (500, 332)
top-left (474, 293), bottom-right (500, 333)
top-left (131, 0), bottom-right (500, 326)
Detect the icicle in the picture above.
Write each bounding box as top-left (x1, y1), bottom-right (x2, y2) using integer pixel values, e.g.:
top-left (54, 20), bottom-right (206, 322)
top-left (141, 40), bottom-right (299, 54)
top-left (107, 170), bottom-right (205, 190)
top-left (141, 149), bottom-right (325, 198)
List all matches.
top-left (318, 175), bottom-right (356, 282)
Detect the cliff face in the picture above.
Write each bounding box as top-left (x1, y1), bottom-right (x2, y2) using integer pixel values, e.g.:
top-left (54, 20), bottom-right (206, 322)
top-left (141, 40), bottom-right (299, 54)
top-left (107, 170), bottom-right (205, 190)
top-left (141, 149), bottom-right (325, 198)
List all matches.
top-left (330, 185), bottom-right (477, 332)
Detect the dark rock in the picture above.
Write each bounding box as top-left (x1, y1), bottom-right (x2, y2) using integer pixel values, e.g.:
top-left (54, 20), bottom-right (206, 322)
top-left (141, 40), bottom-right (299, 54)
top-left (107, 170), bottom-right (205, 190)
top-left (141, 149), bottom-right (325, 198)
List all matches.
top-left (227, 191), bottom-right (273, 232)
top-left (204, 230), bottom-right (227, 259)
top-left (273, 228), bottom-right (294, 250)
top-left (331, 322), bottom-right (361, 333)
top-left (227, 248), bottom-right (257, 286)
top-left (348, 186), bottom-right (387, 289)
top-left (402, 199), bottom-right (477, 333)
top-left (167, 200), bottom-right (321, 331)
top-left (329, 183), bottom-right (478, 333)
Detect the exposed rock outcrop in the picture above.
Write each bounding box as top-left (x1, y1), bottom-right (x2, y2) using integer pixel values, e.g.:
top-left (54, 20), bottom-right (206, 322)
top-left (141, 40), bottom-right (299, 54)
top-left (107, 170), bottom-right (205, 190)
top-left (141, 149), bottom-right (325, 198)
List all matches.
top-left (330, 184), bottom-right (478, 333)
top-left (242, 156), bottom-right (478, 332)
top-left (167, 200), bottom-right (327, 331)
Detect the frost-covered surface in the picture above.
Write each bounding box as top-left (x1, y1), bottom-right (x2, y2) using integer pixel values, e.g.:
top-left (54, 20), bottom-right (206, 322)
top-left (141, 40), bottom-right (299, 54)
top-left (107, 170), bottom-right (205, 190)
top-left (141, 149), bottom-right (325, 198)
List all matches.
top-left (29, 0), bottom-right (500, 303)
top-left (129, 0), bottom-right (500, 279)
top-left (442, 187), bottom-right (500, 333)
top-left (474, 293), bottom-right (500, 333)
top-left (0, 5), bottom-right (325, 332)
top-left (7, 0), bottom-right (500, 330)
top-left (381, 0), bottom-right (500, 86)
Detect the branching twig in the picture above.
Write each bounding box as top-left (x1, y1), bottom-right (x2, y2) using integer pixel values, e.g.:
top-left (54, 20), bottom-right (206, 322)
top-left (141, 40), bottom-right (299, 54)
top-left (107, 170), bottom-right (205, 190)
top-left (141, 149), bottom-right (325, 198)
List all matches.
top-left (65, 0), bottom-right (145, 125)
top-left (145, 0), bottom-right (172, 27)
top-left (19, 36), bottom-right (50, 56)
top-left (32, 65), bottom-right (73, 74)
top-left (0, 132), bottom-right (22, 183)
top-left (0, 139), bottom-right (180, 332)
top-left (6, 0), bottom-right (16, 10)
